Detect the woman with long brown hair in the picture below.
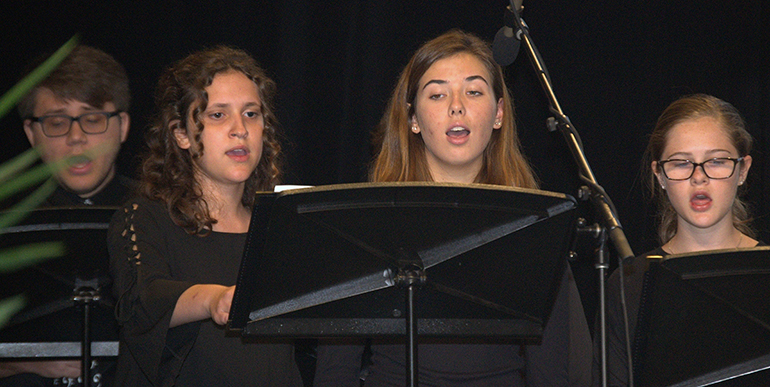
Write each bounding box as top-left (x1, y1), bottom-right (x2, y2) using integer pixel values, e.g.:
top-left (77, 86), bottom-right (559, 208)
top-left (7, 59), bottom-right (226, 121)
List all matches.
top-left (598, 94), bottom-right (761, 386)
top-left (315, 29), bottom-right (592, 387)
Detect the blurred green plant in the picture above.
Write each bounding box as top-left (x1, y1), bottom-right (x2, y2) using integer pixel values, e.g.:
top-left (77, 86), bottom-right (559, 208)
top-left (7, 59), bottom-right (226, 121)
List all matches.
top-left (0, 36), bottom-right (78, 328)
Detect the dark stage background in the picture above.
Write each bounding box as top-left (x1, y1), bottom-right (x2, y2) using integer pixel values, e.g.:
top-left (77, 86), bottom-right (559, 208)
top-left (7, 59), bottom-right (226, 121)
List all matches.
top-left (2, 0), bottom-right (769, 333)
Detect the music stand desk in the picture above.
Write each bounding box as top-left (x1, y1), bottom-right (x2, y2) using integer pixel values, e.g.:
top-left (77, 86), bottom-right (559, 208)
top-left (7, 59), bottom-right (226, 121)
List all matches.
top-left (635, 247), bottom-right (770, 386)
top-left (229, 182), bottom-right (577, 339)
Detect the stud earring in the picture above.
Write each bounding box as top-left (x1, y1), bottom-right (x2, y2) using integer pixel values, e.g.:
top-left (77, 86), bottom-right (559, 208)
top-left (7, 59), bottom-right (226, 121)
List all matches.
top-left (411, 125), bottom-right (419, 133)
top-left (494, 121), bottom-right (502, 127)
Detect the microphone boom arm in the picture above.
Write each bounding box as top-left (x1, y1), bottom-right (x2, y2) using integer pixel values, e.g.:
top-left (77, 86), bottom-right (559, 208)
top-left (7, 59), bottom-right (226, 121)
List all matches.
top-left (509, 2), bottom-right (634, 262)
top-left (506, 4), bottom-right (636, 386)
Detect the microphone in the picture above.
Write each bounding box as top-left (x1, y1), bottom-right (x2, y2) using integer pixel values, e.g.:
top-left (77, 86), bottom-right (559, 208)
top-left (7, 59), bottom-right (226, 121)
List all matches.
top-left (492, 0), bottom-right (524, 66)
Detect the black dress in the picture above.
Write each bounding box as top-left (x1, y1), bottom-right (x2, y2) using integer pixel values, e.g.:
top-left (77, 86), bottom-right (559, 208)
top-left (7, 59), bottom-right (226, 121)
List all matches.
top-left (314, 265), bottom-right (593, 387)
top-left (108, 197), bottom-right (303, 387)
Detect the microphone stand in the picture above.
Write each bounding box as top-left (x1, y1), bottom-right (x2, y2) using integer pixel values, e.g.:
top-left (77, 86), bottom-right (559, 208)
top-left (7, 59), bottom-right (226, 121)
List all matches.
top-left (503, 2), bottom-right (636, 386)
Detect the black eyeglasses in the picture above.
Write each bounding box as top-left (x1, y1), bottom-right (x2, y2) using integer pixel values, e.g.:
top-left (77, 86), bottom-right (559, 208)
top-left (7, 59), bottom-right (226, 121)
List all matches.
top-left (658, 157), bottom-right (744, 181)
top-left (28, 111), bottom-right (122, 138)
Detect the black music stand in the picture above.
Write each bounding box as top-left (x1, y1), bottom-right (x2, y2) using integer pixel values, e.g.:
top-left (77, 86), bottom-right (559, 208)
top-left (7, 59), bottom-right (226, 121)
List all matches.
top-left (228, 182), bottom-right (577, 385)
top-left (0, 207), bottom-right (119, 387)
top-left (634, 247), bottom-right (770, 386)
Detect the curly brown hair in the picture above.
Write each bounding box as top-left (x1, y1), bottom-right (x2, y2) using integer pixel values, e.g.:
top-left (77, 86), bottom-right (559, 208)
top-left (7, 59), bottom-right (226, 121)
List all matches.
top-left (140, 46), bottom-right (282, 234)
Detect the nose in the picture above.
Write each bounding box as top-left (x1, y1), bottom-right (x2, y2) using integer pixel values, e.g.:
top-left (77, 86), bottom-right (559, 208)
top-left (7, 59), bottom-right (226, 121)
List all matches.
top-left (690, 163), bottom-right (709, 184)
top-left (65, 120), bottom-right (87, 145)
top-left (449, 94), bottom-right (464, 116)
top-left (229, 117), bottom-right (248, 139)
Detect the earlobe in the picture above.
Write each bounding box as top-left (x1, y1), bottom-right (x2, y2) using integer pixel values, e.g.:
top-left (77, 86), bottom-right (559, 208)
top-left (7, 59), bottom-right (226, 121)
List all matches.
top-left (410, 115), bottom-right (420, 134)
top-left (739, 155), bottom-right (752, 183)
top-left (119, 112), bottom-right (130, 143)
top-left (23, 120), bottom-right (36, 146)
top-left (652, 161), bottom-right (666, 189)
top-left (171, 120), bottom-right (191, 149)
top-left (494, 99), bottom-right (504, 129)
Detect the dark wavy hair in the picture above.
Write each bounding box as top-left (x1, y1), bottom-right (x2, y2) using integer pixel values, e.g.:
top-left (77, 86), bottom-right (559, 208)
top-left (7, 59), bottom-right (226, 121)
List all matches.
top-left (140, 46), bottom-right (282, 234)
top-left (370, 29), bottom-right (537, 188)
top-left (643, 94), bottom-right (754, 243)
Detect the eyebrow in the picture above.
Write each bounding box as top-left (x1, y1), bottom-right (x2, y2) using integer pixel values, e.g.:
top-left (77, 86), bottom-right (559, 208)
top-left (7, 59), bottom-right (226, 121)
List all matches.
top-left (38, 106), bottom-right (101, 116)
top-left (665, 149), bottom-right (735, 159)
top-left (422, 75), bottom-right (490, 90)
top-left (206, 101), bottom-right (262, 109)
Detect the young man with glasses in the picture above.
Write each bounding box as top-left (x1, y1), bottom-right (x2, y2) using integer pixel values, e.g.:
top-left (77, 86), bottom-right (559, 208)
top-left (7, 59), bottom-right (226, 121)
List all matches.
top-left (19, 45), bottom-right (132, 206)
top-left (0, 45), bottom-right (131, 386)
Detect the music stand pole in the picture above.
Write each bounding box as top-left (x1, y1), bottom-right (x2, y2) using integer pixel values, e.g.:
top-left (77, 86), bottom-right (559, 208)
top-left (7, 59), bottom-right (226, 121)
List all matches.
top-left (505, 2), bottom-right (636, 386)
top-left (596, 228), bottom-right (609, 387)
top-left (74, 282), bottom-right (99, 387)
top-left (397, 266), bottom-right (426, 387)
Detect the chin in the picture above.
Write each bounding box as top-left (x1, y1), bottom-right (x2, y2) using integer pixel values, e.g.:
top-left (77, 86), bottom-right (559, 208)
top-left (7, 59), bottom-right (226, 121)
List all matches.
top-left (59, 178), bottom-right (102, 196)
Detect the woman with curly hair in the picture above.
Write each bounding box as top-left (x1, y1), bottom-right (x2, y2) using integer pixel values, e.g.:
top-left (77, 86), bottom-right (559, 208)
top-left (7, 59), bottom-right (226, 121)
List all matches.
top-left (108, 46), bottom-right (303, 386)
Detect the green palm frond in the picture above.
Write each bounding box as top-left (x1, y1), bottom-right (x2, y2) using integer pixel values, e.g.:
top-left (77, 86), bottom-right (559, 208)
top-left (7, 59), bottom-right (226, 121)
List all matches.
top-left (0, 35), bottom-right (79, 118)
top-left (0, 295), bottom-right (26, 329)
top-left (0, 241), bottom-right (66, 272)
top-left (0, 35), bottom-right (79, 328)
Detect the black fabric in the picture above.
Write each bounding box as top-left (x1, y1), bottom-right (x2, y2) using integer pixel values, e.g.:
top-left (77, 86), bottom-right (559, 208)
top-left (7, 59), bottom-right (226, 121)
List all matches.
top-left (595, 241), bottom-right (768, 387)
top-left (0, 175), bottom-right (132, 387)
top-left (314, 265), bottom-right (592, 387)
top-left (107, 197), bottom-right (303, 387)
top-left (42, 175), bottom-right (135, 208)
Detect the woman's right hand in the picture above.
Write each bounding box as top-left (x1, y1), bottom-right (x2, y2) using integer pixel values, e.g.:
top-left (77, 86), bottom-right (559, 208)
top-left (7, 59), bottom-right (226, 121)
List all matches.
top-left (209, 285), bottom-right (235, 325)
top-left (171, 284), bottom-right (236, 327)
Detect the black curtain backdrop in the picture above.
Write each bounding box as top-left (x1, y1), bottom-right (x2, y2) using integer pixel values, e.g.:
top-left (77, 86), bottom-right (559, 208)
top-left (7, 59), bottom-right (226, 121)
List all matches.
top-left (2, 0), bottom-right (768, 331)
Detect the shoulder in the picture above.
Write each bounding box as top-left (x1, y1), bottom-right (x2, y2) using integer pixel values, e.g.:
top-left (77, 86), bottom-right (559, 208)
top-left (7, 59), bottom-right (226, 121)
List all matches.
top-left (109, 196), bottom-right (172, 237)
top-left (112, 196), bottom-right (164, 220)
top-left (606, 247), bottom-right (665, 289)
top-left (112, 175), bottom-right (137, 195)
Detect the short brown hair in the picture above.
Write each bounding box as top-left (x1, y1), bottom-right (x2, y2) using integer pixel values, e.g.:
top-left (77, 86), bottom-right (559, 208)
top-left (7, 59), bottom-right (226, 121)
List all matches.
top-left (18, 45), bottom-right (130, 117)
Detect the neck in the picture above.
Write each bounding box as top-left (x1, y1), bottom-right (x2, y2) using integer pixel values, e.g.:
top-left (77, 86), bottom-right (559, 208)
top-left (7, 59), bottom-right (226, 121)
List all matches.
top-left (427, 163), bottom-right (480, 184)
top-left (199, 179), bottom-right (250, 233)
top-left (77, 166), bottom-right (116, 199)
top-left (665, 224), bottom-right (752, 255)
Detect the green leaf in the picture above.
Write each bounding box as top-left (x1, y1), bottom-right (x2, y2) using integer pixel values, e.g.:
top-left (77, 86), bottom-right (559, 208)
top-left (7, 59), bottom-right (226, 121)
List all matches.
top-left (0, 178), bottom-right (58, 229)
top-left (0, 148), bottom-right (40, 185)
top-left (0, 160), bottom-right (57, 203)
top-left (0, 241), bottom-right (66, 273)
top-left (0, 35), bottom-right (79, 119)
top-left (0, 294), bottom-right (26, 329)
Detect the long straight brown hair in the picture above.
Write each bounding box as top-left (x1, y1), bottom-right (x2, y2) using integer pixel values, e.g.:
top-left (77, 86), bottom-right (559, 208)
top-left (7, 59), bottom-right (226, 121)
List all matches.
top-left (370, 30), bottom-right (537, 188)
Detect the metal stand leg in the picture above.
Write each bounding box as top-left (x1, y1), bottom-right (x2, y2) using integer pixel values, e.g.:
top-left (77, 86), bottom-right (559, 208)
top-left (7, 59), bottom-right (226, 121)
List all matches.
top-left (74, 287), bottom-right (99, 387)
top-left (397, 266), bottom-right (425, 387)
top-left (406, 284), bottom-right (417, 387)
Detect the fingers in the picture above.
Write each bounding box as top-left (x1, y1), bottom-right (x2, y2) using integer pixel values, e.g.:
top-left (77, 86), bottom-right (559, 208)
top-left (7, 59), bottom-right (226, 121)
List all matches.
top-left (211, 285), bottom-right (236, 325)
top-left (18, 360), bottom-right (82, 379)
